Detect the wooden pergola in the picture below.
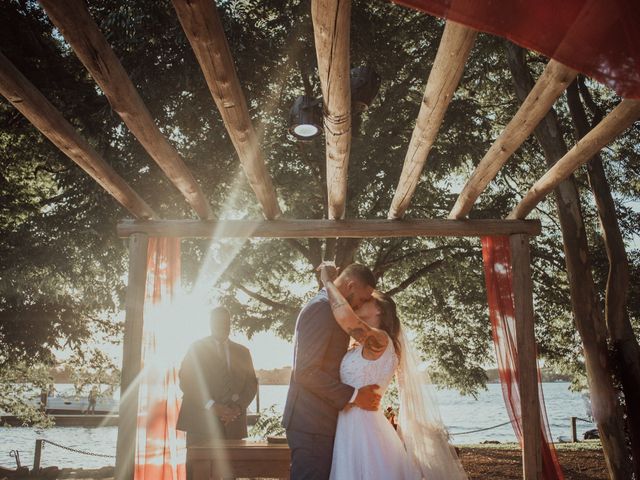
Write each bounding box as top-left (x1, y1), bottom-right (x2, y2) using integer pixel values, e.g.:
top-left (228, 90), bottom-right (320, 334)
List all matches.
top-left (1, 0), bottom-right (639, 479)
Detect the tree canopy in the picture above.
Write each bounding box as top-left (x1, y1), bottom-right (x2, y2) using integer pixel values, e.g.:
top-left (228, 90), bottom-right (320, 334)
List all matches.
top-left (1, 0), bottom-right (639, 403)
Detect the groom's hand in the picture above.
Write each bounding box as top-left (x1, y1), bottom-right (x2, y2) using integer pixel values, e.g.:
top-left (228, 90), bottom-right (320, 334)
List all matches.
top-left (354, 384), bottom-right (381, 411)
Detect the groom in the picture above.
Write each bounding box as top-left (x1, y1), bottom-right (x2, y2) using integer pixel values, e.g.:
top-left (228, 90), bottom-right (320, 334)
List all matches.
top-left (283, 263), bottom-right (382, 480)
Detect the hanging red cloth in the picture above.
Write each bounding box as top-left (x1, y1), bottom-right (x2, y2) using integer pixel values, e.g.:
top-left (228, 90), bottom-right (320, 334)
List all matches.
top-left (393, 0), bottom-right (640, 99)
top-left (481, 236), bottom-right (564, 479)
top-left (135, 238), bottom-right (186, 480)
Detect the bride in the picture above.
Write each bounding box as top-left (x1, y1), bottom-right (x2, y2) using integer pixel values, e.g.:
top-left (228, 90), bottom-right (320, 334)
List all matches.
top-left (319, 263), bottom-right (468, 480)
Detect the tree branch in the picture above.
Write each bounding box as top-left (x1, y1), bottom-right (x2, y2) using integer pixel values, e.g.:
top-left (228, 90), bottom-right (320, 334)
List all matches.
top-left (385, 258), bottom-right (446, 296)
top-left (374, 245), bottom-right (469, 274)
top-left (230, 279), bottom-right (298, 313)
top-left (285, 238), bottom-right (314, 265)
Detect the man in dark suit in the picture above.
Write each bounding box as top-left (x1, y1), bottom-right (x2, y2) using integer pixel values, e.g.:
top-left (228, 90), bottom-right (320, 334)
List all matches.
top-left (177, 306), bottom-right (258, 448)
top-left (283, 263), bottom-right (382, 480)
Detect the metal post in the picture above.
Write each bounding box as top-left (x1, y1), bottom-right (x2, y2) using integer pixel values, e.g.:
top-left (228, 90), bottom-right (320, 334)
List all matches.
top-left (32, 439), bottom-right (43, 473)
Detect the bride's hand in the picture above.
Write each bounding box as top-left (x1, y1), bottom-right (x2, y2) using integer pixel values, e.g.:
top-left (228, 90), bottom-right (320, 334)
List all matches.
top-left (317, 261), bottom-right (338, 285)
top-left (343, 403), bottom-right (355, 412)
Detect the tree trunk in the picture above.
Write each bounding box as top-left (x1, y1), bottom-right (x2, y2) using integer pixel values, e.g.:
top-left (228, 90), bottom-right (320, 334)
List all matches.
top-left (505, 42), bottom-right (633, 480)
top-left (335, 238), bottom-right (361, 270)
top-left (567, 79), bottom-right (640, 476)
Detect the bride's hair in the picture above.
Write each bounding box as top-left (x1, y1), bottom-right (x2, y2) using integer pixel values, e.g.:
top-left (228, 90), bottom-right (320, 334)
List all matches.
top-left (372, 290), bottom-right (402, 360)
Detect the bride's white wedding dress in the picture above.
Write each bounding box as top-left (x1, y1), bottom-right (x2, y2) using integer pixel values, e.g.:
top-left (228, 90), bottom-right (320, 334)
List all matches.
top-left (330, 339), bottom-right (421, 480)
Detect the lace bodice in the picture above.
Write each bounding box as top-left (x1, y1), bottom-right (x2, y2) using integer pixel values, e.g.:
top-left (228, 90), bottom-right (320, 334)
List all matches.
top-left (340, 338), bottom-right (398, 392)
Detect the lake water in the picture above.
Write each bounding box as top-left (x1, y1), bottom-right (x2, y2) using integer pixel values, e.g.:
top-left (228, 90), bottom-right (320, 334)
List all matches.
top-left (0, 382), bottom-right (594, 470)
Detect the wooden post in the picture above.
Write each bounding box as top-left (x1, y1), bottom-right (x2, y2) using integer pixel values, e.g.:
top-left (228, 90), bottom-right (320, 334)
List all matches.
top-left (509, 234), bottom-right (542, 479)
top-left (449, 60), bottom-right (577, 219)
top-left (115, 234), bottom-right (149, 480)
top-left (117, 218), bottom-right (542, 239)
top-left (388, 21), bottom-right (476, 219)
top-left (509, 99), bottom-right (640, 219)
top-left (171, 0), bottom-right (281, 220)
top-left (0, 52), bottom-right (156, 220)
top-left (32, 439), bottom-right (43, 473)
top-left (38, 0), bottom-right (213, 219)
top-left (571, 416), bottom-right (578, 443)
top-left (312, 0), bottom-right (352, 220)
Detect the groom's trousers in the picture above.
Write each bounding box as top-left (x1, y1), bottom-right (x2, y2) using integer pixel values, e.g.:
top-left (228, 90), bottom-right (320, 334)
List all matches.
top-left (286, 429), bottom-right (335, 480)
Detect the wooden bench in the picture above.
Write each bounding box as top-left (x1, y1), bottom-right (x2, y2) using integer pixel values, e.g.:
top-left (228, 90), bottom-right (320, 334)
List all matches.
top-left (189, 440), bottom-right (290, 479)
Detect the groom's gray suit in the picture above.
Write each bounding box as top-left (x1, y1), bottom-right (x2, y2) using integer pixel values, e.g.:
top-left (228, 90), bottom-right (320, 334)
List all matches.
top-left (283, 289), bottom-right (355, 480)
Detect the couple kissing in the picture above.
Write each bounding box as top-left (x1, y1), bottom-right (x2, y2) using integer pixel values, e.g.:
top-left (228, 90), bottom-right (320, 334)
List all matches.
top-left (283, 262), bottom-right (467, 480)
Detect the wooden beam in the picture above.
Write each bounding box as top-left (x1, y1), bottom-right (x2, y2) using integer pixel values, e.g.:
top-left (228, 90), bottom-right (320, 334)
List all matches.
top-left (388, 22), bottom-right (477, 219)
top-left (312, 0), bottom-right (352, 219)
top-left (115, 233), bottom-right (148, 480)
top-left (449, 60), bottom-right (578, 219)
top-left (117, 218), bottom-right (542, 238)
top-left (171, 0), bottom-right (281, 220)
top-left (38, 0), bottom-right (213, 219)
top-left (0, 52), bottom-right (156, 220)
top-left (509, 234), bottom-right (542, 479)
top-left (509, 99), bottom-right (640, 219)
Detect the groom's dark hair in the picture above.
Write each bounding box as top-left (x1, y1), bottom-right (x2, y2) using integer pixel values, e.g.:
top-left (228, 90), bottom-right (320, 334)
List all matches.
top-left (340, 263), bottom-right (376, 288)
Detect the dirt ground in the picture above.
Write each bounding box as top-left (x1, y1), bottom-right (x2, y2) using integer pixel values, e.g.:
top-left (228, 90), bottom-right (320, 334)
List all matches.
top-left (6, 442), bottom-right (608, 479)
top-left (458, 442), bottom-right (609, 480)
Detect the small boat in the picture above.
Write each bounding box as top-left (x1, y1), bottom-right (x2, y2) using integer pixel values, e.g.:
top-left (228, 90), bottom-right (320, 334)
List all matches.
top-left (28, 394), bottom-right (119, 415)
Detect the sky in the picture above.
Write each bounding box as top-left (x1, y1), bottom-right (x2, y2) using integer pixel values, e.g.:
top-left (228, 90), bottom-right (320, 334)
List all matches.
top-left (230, 330), bottom-right (294, 370)
top-left (87, 306), bottom-right (296, 372)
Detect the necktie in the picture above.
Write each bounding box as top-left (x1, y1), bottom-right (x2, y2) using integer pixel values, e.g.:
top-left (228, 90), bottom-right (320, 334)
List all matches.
top-left (218, 340), bottom-right (230, 371)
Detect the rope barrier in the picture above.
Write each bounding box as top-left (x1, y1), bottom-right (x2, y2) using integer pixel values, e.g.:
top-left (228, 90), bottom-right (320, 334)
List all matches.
top-left (449, 419), bottom-right (514, 436)
top-left (40, 439), bottom-right (115, 459)
top-left (36, 416), bottom-right (588, 455)
top-left (575, 417), bottom-right (594, 423)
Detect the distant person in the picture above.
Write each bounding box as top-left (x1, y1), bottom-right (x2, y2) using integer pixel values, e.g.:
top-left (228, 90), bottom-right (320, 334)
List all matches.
top-left (39, 388), bottom-right (48, 412)
top-left (177, 306), bottom-right (258, 449)
top-left (86, 386), bottom-right (98, 415)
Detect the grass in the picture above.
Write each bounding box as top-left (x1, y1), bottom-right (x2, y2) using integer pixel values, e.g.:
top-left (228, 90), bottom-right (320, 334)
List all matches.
top-left (458, 440), bottom-right (603, 452)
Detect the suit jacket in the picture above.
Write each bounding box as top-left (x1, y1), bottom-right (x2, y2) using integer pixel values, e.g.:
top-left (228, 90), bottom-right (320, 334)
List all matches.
top-left (283, 290), bottom-right (355, 436)
top-left (176, 337), bottom-right (257, 440)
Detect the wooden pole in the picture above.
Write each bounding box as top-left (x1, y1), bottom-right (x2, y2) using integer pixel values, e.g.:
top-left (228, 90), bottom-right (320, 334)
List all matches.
top-left (509, 99), bottom-right (640, 219)
top-left (38, 0), bottom-right (213, 219)
top-left (116, 218), bottom-right (541, 239)
top-left (171, 0), bottom-right (281, 220)
top-left (509, 234), bottom-right (542, 479)
top-left (312, 0), bottom-right (352, 220)
top-left (115, 234), bottom-right (149, 480)
top-left (571, 416), bottom-right (578, 443)
top-left (32, 439), bottom-right (43, 473)
top-left (0, 52), bottom-right (156, 220)
top-left (388, 21), bottom-right (476, 219)
top-left (449, 60), bottom-right (577, 219)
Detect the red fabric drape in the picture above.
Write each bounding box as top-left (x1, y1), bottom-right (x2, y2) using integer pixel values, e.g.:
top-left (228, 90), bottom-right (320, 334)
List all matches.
top-left (481, 236), bottom-right (563, 479)
top-left (135, 238), bottom-right (186, 480)
top-left (394, 0), bottom-right (640, 99)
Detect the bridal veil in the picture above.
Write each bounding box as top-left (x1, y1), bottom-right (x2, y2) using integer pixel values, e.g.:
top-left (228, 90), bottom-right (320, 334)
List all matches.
top-left (397, 327), bottom-right (468, 480)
